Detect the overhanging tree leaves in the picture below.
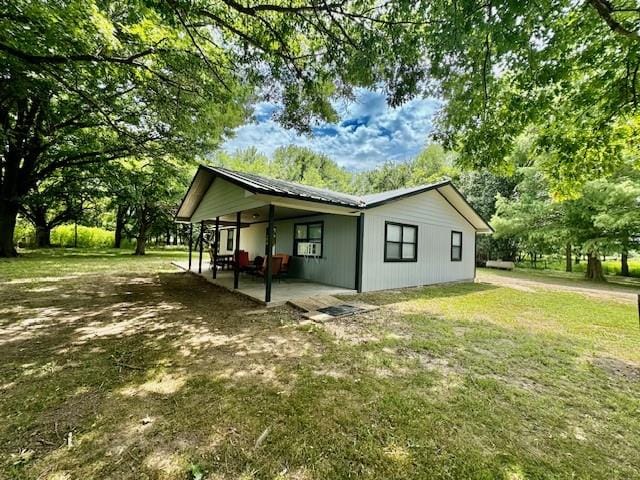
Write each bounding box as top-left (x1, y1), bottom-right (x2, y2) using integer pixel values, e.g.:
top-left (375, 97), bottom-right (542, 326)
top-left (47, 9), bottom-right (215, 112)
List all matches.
top-left (420, 0), bottom-right (640, 188)
top-left (0, 0), bottom-right (427, 257)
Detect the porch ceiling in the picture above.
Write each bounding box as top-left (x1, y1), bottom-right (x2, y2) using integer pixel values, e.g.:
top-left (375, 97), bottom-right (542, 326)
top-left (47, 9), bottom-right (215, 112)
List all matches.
top-left (215, 205), bottom-right (329, 226)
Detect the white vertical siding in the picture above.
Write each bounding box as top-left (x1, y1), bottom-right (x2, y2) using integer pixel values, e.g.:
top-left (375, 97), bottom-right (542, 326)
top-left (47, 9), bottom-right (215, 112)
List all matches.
top-left (361, 190), bottom-right (476, 292)
top-left (191, 178), bottom-right (266, 222)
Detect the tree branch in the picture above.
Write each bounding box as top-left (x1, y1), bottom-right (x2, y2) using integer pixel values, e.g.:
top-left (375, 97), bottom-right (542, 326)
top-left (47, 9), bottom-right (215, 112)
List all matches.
top-left (0, 42), bottom-right (158, 65)
top-left (219, 0), bottom-right (347, 15)
top-left (587, 0), bottom-right (640, 42)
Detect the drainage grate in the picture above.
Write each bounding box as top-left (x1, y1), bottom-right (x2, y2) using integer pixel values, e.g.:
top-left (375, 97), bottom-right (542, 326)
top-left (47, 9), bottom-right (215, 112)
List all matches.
top-left (317, 304), bottom-right (366, 317)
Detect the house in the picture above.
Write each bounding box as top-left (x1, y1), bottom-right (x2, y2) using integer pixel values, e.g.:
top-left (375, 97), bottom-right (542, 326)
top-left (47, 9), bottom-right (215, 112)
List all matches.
top-left (175, 166), bottom-right (493, 304)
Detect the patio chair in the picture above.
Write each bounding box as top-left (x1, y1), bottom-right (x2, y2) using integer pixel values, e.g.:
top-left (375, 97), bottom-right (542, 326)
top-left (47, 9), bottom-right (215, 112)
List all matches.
top-left (231, 250), bottom-right (250, 272)
top-left (274, 253), bottom-right (290, 280)
top-left (209, 246), bottom-right (228, 271)
top-left (255, 256), bottom-right (283, 282)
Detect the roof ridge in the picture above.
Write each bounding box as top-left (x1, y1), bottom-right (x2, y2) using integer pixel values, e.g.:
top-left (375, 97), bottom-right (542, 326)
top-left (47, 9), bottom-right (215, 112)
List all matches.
top-left (209, 165), bottom-right (450, 205)
top-left (215, 166), bottom-right (361, 198)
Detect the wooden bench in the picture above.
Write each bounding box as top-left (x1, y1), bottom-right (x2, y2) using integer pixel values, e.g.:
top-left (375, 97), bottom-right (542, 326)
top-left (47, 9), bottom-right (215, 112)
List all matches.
top-left (486, 260), bottom-right (515, 270)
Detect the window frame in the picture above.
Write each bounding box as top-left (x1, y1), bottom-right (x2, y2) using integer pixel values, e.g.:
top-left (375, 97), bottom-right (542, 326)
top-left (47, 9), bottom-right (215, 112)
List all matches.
top-left (227, 229), bottom-right (235, 251)
top-left (384, 221), bottom-right (418, 263)
top-left (451, 230), bottom-right (463, 262)
top-left (293, 221), bottom-right (324, 258)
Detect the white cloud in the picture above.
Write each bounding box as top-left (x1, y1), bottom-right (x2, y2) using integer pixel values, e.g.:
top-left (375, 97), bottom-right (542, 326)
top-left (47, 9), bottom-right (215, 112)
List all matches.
top-left (222, 89), bottom-right (440, 171)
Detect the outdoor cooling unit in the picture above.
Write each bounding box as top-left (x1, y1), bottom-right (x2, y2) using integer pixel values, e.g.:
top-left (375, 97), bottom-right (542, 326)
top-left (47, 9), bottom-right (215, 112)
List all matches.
top-left (296, 241), bottom-right (321, 257)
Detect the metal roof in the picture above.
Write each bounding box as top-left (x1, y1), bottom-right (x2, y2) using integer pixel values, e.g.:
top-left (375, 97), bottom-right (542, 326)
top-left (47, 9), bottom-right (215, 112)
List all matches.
top-left (210, 166), bottom-right (364, 207)
top-left (176, 165), bottom-right (493, 232)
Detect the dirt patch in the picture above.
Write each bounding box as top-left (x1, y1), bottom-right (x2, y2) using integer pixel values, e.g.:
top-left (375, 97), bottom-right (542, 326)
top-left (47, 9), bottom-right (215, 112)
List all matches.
top-left (0, 266), bottom-right (325, 477)
top-left (477, 270), bottom-right (638, 304)
top-left (592, 356), bottom-right (640, 382)
top-left (322, 318), bottom-right (380, 345)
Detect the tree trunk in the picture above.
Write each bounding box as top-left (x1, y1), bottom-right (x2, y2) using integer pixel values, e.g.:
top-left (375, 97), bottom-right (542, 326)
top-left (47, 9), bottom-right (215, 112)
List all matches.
top-left (134, 224), bottom-right (147, 255)
top-left (565, 243), bottom-right (572, 273)
top-left (114, 205), bottom-right (126, 248)
top-left (621, 250), bottom-right (629, 277)
top-left (35, 224), bottom-right (51, 247)
top-left (0, 200), bottom-right (19, 257)
top-left (586, 252), bottom-right (606, 281)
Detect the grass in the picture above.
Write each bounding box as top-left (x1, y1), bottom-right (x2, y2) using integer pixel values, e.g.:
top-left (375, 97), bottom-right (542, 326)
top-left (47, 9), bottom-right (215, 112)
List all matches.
top-left (1, 249), bottom-right (639, 479)
top-left (515, 258), bottom-right (640, 279)
top-left (483, 265), bottom-right (640, 292)
top-left (1, 247), bottom-right (189, 279)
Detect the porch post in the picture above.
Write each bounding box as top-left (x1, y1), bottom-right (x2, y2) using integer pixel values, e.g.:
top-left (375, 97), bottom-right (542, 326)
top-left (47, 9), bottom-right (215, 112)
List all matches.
top-left (265, 204), bottom-right (275, 303)
top-left (355, 212), bottom-right (364, 293)
top-left (198, 220), bottom-right (204, 273)
top-left (188, 223), bottom-right (193, 271)
top-left (233, 211), bottom-right (241, 289)
top-left (213, 216), bottom-right (219, 279)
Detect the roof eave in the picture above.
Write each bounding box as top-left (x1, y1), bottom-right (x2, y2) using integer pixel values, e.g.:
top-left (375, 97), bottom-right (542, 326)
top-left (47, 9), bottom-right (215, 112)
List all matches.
top-left (443, 182), bottom-right (494, 233)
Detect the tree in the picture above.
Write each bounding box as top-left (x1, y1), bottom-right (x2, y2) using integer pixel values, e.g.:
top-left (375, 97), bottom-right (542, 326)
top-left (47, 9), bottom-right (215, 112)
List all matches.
top-left (354, 144), bottom-right (456, 194)
top-left (493, 159), bottom-right (640, 281)
top-left (492, 167), bottom-right (568, 269)
top-left (107, 158), bottom-right (190, 256)
top-left (216, 145), bottom-right (355, 193)
top-left (215, 148), bottom-right (272, 176)
top-left (271, 146), bottom-right (353, 192)
top-left (419, 0), bottom-right (640, 190)
top-left (457, 169), bottom-right (521, 264)
top-left (0, 0), bottom-right (427, 257)
top-left (588, 176), bottom-right (640, 277)
top-left (412, 144), bottom-right (458, 184)
top-left (354, 161), bottom-right (413, 193)
top-left (19, 168), bottom-right (98, 247)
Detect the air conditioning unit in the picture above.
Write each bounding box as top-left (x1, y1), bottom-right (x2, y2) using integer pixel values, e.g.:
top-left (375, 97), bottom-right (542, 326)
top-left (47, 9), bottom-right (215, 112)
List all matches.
top-left (297, 242), bottom-right (321, 256)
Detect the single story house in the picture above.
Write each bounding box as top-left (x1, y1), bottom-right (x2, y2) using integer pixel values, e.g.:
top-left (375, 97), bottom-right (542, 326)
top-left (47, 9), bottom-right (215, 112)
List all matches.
top-left (176, 166), bottom-right (492, 303)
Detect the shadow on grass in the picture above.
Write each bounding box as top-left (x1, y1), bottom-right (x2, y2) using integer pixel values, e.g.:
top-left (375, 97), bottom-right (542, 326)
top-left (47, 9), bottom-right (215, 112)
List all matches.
top-left (1, 268), bottom-right (639, 479)
top-left (0, 269), bottom-right (309, 477)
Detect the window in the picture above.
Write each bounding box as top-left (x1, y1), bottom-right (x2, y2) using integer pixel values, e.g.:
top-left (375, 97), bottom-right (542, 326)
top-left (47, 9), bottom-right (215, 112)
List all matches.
top-left (227, 229), bottom-right (235, 251)
top-left (384, 222), bottom-right (418, 262)
top-left (451, 231), bottom-right (462, 261)
top-left (294, 221), bottom-right (323, 257)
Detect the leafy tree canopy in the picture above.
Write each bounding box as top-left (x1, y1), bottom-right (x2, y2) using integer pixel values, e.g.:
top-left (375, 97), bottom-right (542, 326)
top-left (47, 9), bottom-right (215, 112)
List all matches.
top-left (215, 145), bottom-right (354, 192)
top-left (1, 0), bottom-right (428, 256)
top-left (492, 155), bottom-right (640, 279)
top-left (420, 0), bottom-right (640, 189)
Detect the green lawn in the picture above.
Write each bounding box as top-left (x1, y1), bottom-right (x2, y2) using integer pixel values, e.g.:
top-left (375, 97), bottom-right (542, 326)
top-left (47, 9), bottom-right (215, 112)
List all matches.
top-left (1, 250), bottom-right (639, 479)
top-left (515, 258), bottom-right (640, 279)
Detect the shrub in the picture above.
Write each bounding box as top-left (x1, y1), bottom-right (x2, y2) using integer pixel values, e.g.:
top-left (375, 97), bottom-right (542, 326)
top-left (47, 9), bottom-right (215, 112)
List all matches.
top-left (51, 225), bottom-right (115, 248)
top-left (14, 221), bottom-right (35, 247)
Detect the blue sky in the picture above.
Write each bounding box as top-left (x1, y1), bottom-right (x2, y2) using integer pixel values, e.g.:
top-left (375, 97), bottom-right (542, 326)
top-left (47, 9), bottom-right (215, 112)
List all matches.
top-left (222, 89), bottom-right (441, 171)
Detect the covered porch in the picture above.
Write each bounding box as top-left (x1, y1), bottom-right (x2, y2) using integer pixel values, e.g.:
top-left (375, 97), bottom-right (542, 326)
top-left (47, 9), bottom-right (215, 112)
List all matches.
top-left (175, 166), bottom-right (365, 304)
top-left (174, 261), bottom-right (356, 306)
